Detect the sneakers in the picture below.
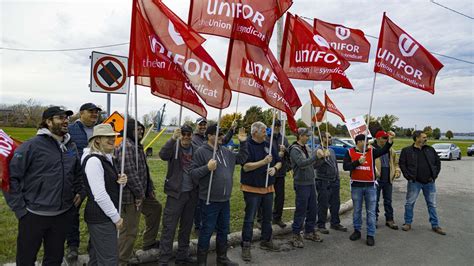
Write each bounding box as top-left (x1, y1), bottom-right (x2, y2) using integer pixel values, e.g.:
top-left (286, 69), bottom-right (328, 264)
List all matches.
top-left (143, 241), bottom-right (160, 251)
top-left (432, 227), bottom-right (446, 235)
top-left (330, 224), bottom-right (348, 232)
top-left (273, 220), bottom-right (287, 228)
top-left (175, 256), bottom-right (197, 265)
top-left (260, 240), bottom-right (281, 251)
top-left (366, 236), bottom-right (375, 246)
top-left (290, 234), bottom-right (304, 248)
top-left (317, 227), bottom-right (329, 234)
top-left (65, 246), bottom-right (78, 262)
top-left (241, 242), bottom-right (252, 262)
top-left (349, 230), bottom-right (361, 241)
top-left (402, 224), bottom-right (411, 231)
top-left (304, 231), bottom-right (323, 242)
top-left (386, 221), bottom-right (399, 230)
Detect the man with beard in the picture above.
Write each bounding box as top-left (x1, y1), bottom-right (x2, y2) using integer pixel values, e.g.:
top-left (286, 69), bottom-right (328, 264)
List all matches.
top-left (66, 102), bottom-right (102, 262)
top-left (115, 119), bottom-right (162, 265)
top-left (399, 131), bottom-right (445, 235)
top-left (4, 106), bottom-right (85, 265)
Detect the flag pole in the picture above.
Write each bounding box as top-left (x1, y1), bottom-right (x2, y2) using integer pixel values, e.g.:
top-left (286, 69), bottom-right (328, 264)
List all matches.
top-left (325, 91), bottom-right (329, 149)
top-left (233, 92), bottom-right (240, 120)
top-left (175, 105), bottom-right (183, 159)
top-left (206, 109), bottom-right (223, 205)
top-left (265, 108), bottom-right (277, 188)
top-left (281, 117), bottom-right (286, 146)
top-left (362, 73), bottom-right (377, 156)
top-left (118, 79), bottom-right (131, 237)
top-left (134, 84), bottom-right (139, 171)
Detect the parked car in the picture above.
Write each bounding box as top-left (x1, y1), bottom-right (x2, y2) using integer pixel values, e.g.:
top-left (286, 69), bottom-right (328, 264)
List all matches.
top-left (432, 143), bottom-right (461, 160)
top-left (339, 138), bottom-right (355, 146)
top-left (467, 144), bottom-right (474, 156)
top-left (307, 137), bottom-right (354, 160)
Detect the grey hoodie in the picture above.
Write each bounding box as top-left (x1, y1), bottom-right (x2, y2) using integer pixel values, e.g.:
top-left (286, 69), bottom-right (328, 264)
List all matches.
top-left (289, 142), bottom-right (318, 185)
top-left (190, 140), bottom-right (248, 202)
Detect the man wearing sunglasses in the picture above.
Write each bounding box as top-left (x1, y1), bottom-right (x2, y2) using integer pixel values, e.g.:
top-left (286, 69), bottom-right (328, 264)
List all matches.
top-left (4, 106), bottom-right (85, 265)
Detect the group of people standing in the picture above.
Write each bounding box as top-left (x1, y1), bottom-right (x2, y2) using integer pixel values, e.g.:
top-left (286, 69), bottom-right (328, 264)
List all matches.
top-left (3, 103), bottom-right (446, 266)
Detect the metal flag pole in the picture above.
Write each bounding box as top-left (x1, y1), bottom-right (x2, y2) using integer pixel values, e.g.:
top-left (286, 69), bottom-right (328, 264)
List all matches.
top-left (134, 83), bottom-right (139, 171)
top-left (265, 108), bottom-right (277, 187)
top-left (362, 73), bottom-right (378, 156)
top-left (174, 105), bottom-right (183, 159)
top-left (206, 109), bottom-right (223, 205)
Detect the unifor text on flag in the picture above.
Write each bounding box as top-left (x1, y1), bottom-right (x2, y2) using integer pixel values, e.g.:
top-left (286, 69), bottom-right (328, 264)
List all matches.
top-left (314, 18), bottom-right (370, 63)
top-left (280, 13), bottom-right (353, 90)
top-left (132, 0), bottom-right (232, 109)
top-left (128, 0), bottom-right (207, 117)
top-left (374, 13), bottom-right (443, 94)
top-left (189, 0), bottom-right (293, 48)
top-left (226, 39), bottom-right (302, 132)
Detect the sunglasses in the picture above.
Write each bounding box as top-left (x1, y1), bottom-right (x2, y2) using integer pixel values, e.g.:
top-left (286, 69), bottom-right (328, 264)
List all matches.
top-left (53, 115), bottom-right (69, 121)
top-left (182, 132), bottom-right (192, 137)
top-left (382, 136), bottom-right (389, 139)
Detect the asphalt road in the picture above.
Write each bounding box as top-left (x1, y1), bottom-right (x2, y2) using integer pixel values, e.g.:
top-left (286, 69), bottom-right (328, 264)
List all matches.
top-left (217, 156), bottom-right (474, 266)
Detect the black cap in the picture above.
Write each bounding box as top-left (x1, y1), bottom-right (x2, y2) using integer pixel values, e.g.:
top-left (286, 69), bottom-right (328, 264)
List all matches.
top-left (80, 103), bottom-right (102, 111)
top-left (42, 106), bottom-right (73, 120)
top-left (297, 127), bottom-right (311, 136)
top-left (275, 119), bottom-right (282, 127)
top-left (181, 124), bottom-right (193, 134)
top-left (354, 134), bottom-right (371, 143)
top-left (196, 117), bottom-right (207, 125)
top-left (205, 124), bottom-right (217, 136)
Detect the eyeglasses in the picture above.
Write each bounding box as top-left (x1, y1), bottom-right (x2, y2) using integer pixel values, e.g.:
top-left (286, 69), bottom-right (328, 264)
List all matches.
top-left (53, 115), bottom-right (69, 121)
top-left (182, 132), bottom-right (192, 137)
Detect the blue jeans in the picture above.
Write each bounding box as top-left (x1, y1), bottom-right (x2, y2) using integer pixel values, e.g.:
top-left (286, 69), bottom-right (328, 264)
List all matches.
top-left (351, 185), bottom-right (377, 236)
top-left (194, 200), bottom-right (202, 230)
top-left (292, 184), bottom-right (317, 234)
top-left (376, 180), bottom-right (394, 221)
top-left (241, 192), bottom-right (273, 243)
top-left (197, 200), bottom-right (230, 251)
top-left (316, 179), bottom-right (341, 228)
top-left (404, 181), bottom-right (439, 228)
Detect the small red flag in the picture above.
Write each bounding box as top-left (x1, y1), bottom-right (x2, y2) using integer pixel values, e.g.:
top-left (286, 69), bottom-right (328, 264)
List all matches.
top-left (324, 91), bottom-right (345, 122)
top-left (309, 90), bottom-right (325, 123)
top-left (0, 130), bottom-right (21, 192)
top-left (374, 13), bottom-right (443, 94)
top-left (314, 18), bottom-right (370, 63)
top-left (309, 90), bottom-right (324, 108)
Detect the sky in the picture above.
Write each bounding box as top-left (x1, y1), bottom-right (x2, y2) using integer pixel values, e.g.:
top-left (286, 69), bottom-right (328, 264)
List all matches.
top-left (1, 0), bottom-right (473, 133)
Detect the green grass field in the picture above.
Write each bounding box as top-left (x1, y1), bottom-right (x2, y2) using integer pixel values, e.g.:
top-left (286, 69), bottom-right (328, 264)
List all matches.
top-left (1, 126), bottom-right (472, 262)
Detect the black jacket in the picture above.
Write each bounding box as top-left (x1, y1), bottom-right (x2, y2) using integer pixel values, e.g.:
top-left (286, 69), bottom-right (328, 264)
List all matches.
top-left (399, 144), bottom-right (441, 181)
top-left (4, 134), bottom-right (85, 219)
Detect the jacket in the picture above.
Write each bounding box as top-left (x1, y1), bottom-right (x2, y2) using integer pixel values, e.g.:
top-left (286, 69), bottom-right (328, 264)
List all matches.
top-left (267, 133), bottom-right (290, 178)
top-left (241, 138), bottom-right (280, 188)
top-left (68, 120), bottom-right (90, 157)
top-left (314, 146), bottom-right (339, 181)
top-left (399, 144), bottom-right (441, 181)
top-left (4, 131), bottom-right (85, 219)
top-left (289, 142), bottom-right (318, 186)
top-left (372, 142), bottom-right (400, 182)
top-left (190, 141), bottom-right (248, 202)
top-left (159, 138), bottom-right (197, 199)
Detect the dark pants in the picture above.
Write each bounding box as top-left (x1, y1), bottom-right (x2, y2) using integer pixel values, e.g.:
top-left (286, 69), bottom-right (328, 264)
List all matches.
top-left (159, 190), bottom-right (198, 263)
top-left (316, 179), bottom-right (341, 228)
top-left (197, 200), bottom-right (230, 251)
top-left (66, 204), bottom-right (81, 248)
top-left (17, 208), bottom-right (73, 266)
top-left (194, 197), bottom-right (202, 230)
top-left (88, 221), bottom-right (118, 266)
top-left (376, 179), bottom-right (394, 221)
top-left (242, 192), bottom-right (273, 243)
top-left (292, 184), bottom-right (317, 234)
top-left (257, 176), bottom-right (285, 223)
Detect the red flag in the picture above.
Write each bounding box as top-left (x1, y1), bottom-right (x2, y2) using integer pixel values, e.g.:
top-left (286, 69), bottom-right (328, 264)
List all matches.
top-left (0, 130), bottom-right (21, 192)
top-left (189, 0), bottom-right (292, 48)
top-left (280, 13), bottom-right (353, 89)
top-left (226, 39), bottom-right (302, 132)
top-left (324, 91), bottom-right (345, 122)
top-left (314, 18), bottom-right (370, 63)
top-left (309, 90), bottom-right (325, 123)
top-left (313, 106), bottom-right (326, 123)
top-left (129, 0), bottom-right (232, 109)
top-left (374, 13), bottom-right (443, 94)
top-left (309, 90), bottom-right (324, 109)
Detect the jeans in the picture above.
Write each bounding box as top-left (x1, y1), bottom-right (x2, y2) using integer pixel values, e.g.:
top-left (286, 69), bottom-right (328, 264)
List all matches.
top-left (351, 185), bottom-right (377, 237)
top-left (256, 176), bottom-right (285, 223)
top-left (404, 180), bottom-right (439, 228)
top-left (376, 179), bottom-right (394, 221)
top-left (66, 204), bottom-right (81, 248)
top-left (242, 192), bottom-right (273, 243)
top-left (194, 199), bottom-right (202, 230)
top-left (316, 179), bottom-right (341, 228)
top-left (197, 200), bottom-right (230, 251)
top-left (292, 184), bottom-right (317, 234)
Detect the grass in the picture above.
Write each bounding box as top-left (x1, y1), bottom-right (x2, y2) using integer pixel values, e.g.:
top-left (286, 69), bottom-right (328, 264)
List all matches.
top-left (3, 126), bottom-right (470, 262)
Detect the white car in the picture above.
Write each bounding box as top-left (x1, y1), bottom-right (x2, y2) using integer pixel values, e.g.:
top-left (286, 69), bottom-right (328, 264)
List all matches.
top-left (338, 138), bottom-right (355, 146)
top-left (432, 143), bottom-right (461, 160)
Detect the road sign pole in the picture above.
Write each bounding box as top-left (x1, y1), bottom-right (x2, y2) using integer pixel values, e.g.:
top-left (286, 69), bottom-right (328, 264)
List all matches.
top-left (107, 93), bottom-right (111, 116)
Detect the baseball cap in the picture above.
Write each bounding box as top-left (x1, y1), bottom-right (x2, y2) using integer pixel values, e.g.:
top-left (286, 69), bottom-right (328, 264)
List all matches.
top-left (354, 134), bottom-right (371, 143)
top-left (375, 130), bottom-right (389, 139)
top-left (80, 103), bottom-right (102, 111)
top-left (181, 124), bottom-right (193, 134)
top-left (42, 106), bottom-right (73, 120)
top-left (196, 117), bottom-right (207, 125)
top-left (274, 119), bottom-right (282, 127)
top-left (297, 127), bottom-right (311, 136)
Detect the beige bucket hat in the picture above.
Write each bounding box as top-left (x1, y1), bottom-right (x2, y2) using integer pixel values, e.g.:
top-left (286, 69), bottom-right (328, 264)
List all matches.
top-left (88, 123), bottom-right (118, 142)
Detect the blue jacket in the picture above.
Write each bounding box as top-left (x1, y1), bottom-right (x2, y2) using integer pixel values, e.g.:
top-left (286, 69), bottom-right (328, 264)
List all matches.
top-left (68, 120), bottom-right (89, 157)
top-left (240, 138), bottom-right (280, 188)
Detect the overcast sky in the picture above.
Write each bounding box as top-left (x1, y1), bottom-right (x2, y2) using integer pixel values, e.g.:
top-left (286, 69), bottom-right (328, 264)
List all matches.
top-left (1, 0), bottom-right (473, 132)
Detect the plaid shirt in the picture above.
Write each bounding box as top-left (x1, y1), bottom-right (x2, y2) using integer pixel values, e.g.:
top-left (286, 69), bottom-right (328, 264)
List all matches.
top-left (114, 138), bottom-right (154, 204)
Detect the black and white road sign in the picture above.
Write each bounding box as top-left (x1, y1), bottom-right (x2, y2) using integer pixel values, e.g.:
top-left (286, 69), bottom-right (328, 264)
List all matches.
top-left (90, 51), bottom-right (129, 94)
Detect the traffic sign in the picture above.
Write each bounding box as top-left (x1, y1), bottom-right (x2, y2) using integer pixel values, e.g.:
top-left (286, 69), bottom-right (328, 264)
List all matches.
top-left (103, 111), bottom-right (125, 146)
top-left (90, 51), bottom-right (129, 94)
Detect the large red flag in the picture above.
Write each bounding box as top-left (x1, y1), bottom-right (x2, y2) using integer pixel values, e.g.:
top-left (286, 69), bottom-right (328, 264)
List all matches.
top-left (0, 130), bottom-right (21, 192)
top-left (374, 13), bottom-right (443, 94)
top-left (189, 0), bottom-right (292, 48)
top-left (324, 91), bottom-right (345, 122)
top-left (314, 18), bottom-right (370, 63)
top-left (131, 0), bottom-right (232, 109)
top-left (226, 39), bottom-right (302, 132)
top-left (281, 13), bottom-right (353, 89)
top-left (309, 90), bottom-right (326, 123)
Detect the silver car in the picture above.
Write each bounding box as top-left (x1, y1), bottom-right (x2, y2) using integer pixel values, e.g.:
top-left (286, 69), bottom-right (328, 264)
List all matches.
top-left (432, 143), bottom-right (462, 160)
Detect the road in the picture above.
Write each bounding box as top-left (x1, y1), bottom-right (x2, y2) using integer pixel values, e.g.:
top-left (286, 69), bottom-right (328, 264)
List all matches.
top-left (218, 156), bottom-right (474, 265)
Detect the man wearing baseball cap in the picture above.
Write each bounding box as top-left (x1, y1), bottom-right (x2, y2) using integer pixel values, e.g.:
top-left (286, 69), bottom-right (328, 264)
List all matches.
top-left (372, 130), bottom-right (401, 230)
top-left (343, 132), bottom-right (394, 246)
top-left (4, 106), bottom-right (85, 265)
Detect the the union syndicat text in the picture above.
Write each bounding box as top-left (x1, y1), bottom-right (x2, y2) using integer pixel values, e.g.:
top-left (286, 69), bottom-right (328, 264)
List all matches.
top-left (198, 19), bottom-right (266, 42)
top-left (237, 77), bottom-right (290, 109)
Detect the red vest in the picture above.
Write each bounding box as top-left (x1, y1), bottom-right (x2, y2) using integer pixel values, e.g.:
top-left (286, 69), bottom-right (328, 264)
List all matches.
top-left (348, 147), bottom-right (375, 182)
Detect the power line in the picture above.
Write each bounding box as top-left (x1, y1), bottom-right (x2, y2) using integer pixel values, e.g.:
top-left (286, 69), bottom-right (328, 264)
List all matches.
top-left (430, 0), bottom-right (474, 20)
top-left (0, 42), bottom-right (129, 52)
